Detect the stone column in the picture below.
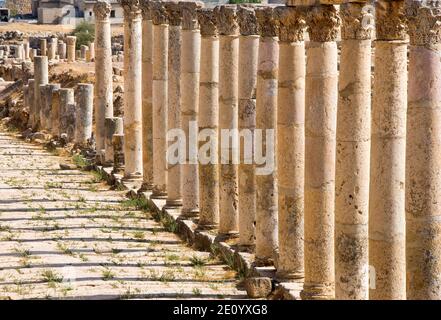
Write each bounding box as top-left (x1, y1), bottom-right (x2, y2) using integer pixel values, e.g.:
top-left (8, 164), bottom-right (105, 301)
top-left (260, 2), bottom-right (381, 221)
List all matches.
top-left (197, 7), bottom-right (219, 229)
top-left (237, 5), bottom-right (258, 248)
top-left (274, 6), bottom-right (306, 280)
top-left (405, 3), bottom-right (441, 300)
top-left (94, 0), bottom-right (114, 163)
top-left (23, 42), bottom-right (30, 60)
top-left (41, 84), bottom-right (61, 132)
top-left (59, 88), bottom-right (75, 141)
top-left (40, 38), bottom-right (47, 56)
top-left (334, 2), bottom-right (372, 300)
top-left (112, 133), bottom-right (125, 175)
top-left (140, 1), bottom-right (154, 191)
top-left (369, 0), bottom-right (407, 300)
top-left (164, 2), bottom-right (183, 208)
top-left (30, 48), bottom-right (37, 61)
top-left (33, 56), bottom-right (48, 130)
top-left (66, 36), bottom-right (77, 62)
top-left (216, 5), bottom-right (239, 236)
top-left (51, 89), bottom-right (61, 137)
top-left (48, 38), bottom-right (57, 61)
top-left (121, 0), bottom-right (143, 180)
top-left (58, 41), bottom-right (67, 60)
top-left (105, 117), bottom-right (124, 166)
top-left (254, 6), bottom-right (279, 265)
top-left (81, 45), bottom-right (89, 60)
top-left (27, 79), bottom-right (35, 128)
top-left (75, 83), bottom-right (94, 146)
top-left (180, 1), bottom-right (203, 216)
top-left (301, 5), bottom-right (340, 300)
top-left (88, 42), bottom-right (95, 61)
top-left (151, 1), bottom-right (169, 198)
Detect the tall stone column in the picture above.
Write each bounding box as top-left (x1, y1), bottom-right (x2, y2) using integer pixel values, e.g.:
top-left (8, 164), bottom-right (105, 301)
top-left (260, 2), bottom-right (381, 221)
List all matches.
top-left (121, 0), bottom-right (143, 180)
top-left (33, 56), bottom-right (48, 130)
top-left (274, 6), bottom-right (306, 280)
top-left (58, 41), bottom-right (67, 60)
top-left (237, 6), bottom-right (260, 249)
top-left (81, 45), bottom-right (89, 61)
top-left (52, 89), bottom-right (61, 137)
top-left (151, 1), bottom-right (169, 198)
top-left (254, 6), bottom-right (279, 265)
top-left (369, 0), bottom-right (407, 300)
top-left (105, 117), bottom-right (124, 166)
top-left (75, 83), bottom-right (94, 146)
top-left (140, 1), bottom-right (154, 191)
top-left (334, 2), bottom-right (372, 300)
top-left (406, 3), bottom-right (441, 300)
top-left (180, 1), bottom-right (203, 216)
top-left (237, 5), bottom-right (258, 249)
top-left (23, 42), bottom-right (30, 60)
top-left (112, 133), bottom-right (125, 175)
top-left (197, 7), bottom-right (219, 229)
top-left (41, 84), bottom-right (61, 132)
top-left (59, 88), bottom-right (75, 141)
top-left (88, 42), bottom-right (95, 61)
top-left (164, 2), bottom-right (183, 208)
top-left (40, 38), bottom-right (47, 56)
top-left (66, 36), bottom-right (77, 62)
top-left (301, 5), bottom-right (340, 300)
top-left (215, 5), bottom-right (239, 236)
top-left (94, 0), bottom-right (114, 163)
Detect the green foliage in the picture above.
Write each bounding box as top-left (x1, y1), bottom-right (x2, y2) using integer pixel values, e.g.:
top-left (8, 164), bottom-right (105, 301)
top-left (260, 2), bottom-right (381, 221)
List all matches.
top-left (72, 21), bottom-right (95, 50)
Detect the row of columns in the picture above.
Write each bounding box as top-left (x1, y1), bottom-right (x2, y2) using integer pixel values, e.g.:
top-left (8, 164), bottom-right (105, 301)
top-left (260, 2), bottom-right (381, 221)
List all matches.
top-left (46, 0), bottom-right (440, 300)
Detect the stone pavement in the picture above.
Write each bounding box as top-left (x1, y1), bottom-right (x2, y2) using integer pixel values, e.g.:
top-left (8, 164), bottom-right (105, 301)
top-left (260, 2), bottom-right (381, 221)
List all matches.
top-left (0, 128), bottom-right (246, 299)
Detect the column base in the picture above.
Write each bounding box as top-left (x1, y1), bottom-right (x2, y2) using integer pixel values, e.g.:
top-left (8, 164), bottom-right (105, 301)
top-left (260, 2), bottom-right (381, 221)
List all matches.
top-left (236, 244), bottom-right (255, 253)
top-left (112, 167), bottom-right (125, 175)
top-left (122, 172), bottom-right (143, 182)
top-left (102, 161), bottom-right (114, 168)
top-left (196, 223), bottom-right (219, 231)
top-left (275, 269), bottom-right (304, 281)
top-left (151, 190), bottom-right (168, 199)
top-left (179, 208), bottom-right (200, 219)
top-left (164, 199), bottom-right (183, 209)
top-left (217, 231), bottom-right (239, 241)
top-left (300, 282), bottom-right (334, 300)
top-left (138, 182), bottom-right (154, 193)
top-left (254, 256), bottom-right (275, 267)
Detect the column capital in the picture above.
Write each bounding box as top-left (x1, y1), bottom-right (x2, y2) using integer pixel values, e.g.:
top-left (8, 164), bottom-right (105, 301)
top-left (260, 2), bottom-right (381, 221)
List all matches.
top-left (66, 36), bottom-right (77, 45)
top-left (407, 3), bottom-right (441, 48)
top-left (375, 0), bottom-right (407, 40)
top-left (237, 6), bottom-right (259, 36)
top-left (197, 8), bottom-right (218, 36)
top-left (94, 0), bottom-right (112, 21)
top-left (255, 6), bottom-right (279, 38)
top-left (306, 4), bottom-right (341, 42)
top-left (180, 1), bottom-right (204, 30)
top-left (150, 1), bottom-right (168, 25)
top-left (140, 0), bottom-right (152, 20)
top-left (165, 2), bottom-right (183, 26)
top-left (215, 5), bottom-right (239, 36)
top-left (340, 2), bottom-right (373, 40)
top-left (119, 0), bottom-right (142, 17)
top-left (274, 6), bottom-right (306, 42)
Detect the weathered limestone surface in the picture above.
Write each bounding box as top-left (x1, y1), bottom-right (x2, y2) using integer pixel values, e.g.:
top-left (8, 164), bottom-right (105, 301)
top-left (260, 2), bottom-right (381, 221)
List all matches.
top-left (180, 1), bottom-right (203, 216)
top-left (140, 1), bottom-right (154, 191)
top-left (151, 0), bottom-right (169, 198)
top-left (104, 117), bottom-right (124, 166)
top-left (369, 0), bottom-right (407, 300)
top-left (75, 84), bottom-right (94, 146)
top-left (121, 0), bottom-right (143, 180)
top-left (33, 56), bottom-right (49, 130)
top-left (48, 38), bottom-right (57, 61)
top-left (58, 41), bottom-right (67, 60)
top-left (237, 5), bottom-right (258, 248)
top-left (255, 6), bottom-right (279, 266)
top-left (51, 89), bottom-right (61, 137)
top-left (40, 38), bottom-right (47, 56)
top-left (302, 4), bottom-right (340, 300)
top-left (406, 3), bottom-right (441, 300)
top-left (165, 1), bottom-right (183, 208)
top-left (274, 5), bottom-right (305, 280)
top-left (94, 0), bottom-right (114, 162)
top-left (197, 7), bottom-right (219, 229)
top-left (216, 4), bottom-right (239, 235)
top-left (112, 133), bottom-right (125, 175)
top-left (27, 79), bottom-right (35, 128)
top-left (41, 83), bottom-right (61, 132)
top-left (335, 2), bottom-right (372, 300)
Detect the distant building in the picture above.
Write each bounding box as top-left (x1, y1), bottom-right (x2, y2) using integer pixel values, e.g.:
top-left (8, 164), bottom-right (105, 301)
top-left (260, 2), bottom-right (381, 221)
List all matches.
top-left (34, 0), bottom-right (123, 25)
